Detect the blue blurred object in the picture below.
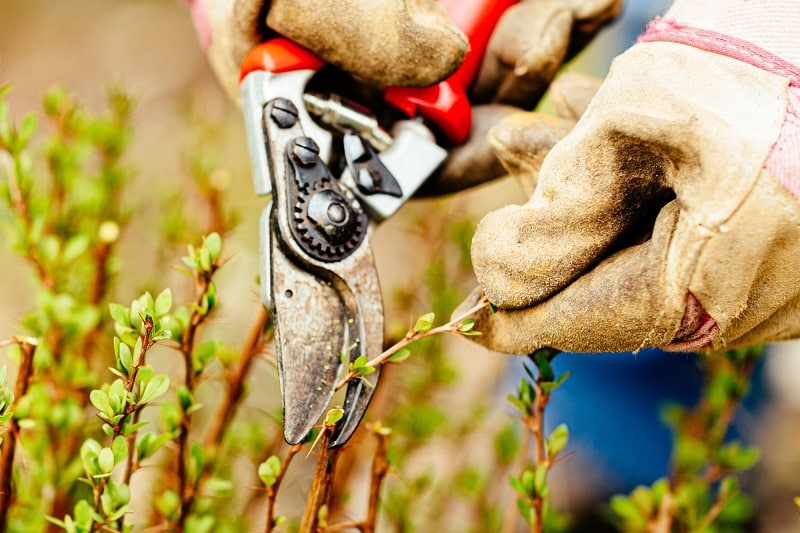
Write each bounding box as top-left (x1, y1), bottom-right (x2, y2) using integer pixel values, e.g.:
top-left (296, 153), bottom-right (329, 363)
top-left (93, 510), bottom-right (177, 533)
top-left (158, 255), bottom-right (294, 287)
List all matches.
top-left (543, 350), bottom-right (704, 491)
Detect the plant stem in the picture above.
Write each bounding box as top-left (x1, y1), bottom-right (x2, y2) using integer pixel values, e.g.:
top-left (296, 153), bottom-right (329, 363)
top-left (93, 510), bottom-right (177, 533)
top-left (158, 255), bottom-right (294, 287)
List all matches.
top-left (335, 295), bottom-right (489, 390)
top-left (204, 305), bottom-right (272, 453)
top-left (264, 443), bottom-right (301, 533)
top-left (363, 429), bottom-right (391, 533)
top-left (299, 423), bottom-right (341, 533)
top-left (0, 337), bottom-right (37, 532)
top-left (176, 266), bottom-right (217, 528)
top-left (91, 319), bottom-right (154, 531)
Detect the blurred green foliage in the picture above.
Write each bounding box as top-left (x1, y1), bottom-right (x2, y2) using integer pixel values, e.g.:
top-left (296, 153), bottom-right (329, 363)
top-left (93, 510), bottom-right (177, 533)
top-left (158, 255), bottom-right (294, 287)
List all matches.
top-left (0, 85), bottom-right (770, 533)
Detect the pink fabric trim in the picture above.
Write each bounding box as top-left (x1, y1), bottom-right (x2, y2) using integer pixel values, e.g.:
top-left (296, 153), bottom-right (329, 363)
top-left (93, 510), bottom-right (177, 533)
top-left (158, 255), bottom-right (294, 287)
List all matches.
top-left (184, 0), bottom-right (213, 51)
top-left (638, 18), bottom-right (800, 87)
top-left (639, 18), bottom-right (800, 201)
top-left (664, 292), bottom-right (719, 352)
top-left (766, 87), bottom-right (800, 201)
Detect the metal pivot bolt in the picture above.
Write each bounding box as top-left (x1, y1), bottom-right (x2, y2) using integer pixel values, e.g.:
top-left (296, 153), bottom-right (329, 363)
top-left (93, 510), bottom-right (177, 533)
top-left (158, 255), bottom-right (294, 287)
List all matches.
top-left (270, 98), bottom-right (299, 128)
top-left (307, 190), bottom-right (357, 244)
top-left (292, 137), bottom-right (320, 166)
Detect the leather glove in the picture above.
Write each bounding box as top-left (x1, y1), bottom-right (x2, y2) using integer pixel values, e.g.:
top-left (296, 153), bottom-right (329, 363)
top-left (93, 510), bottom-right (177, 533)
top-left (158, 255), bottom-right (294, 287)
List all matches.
top-left (186, 0), bottom-right (623, 194)
top-left (466, 0), bottom-right (800, 354)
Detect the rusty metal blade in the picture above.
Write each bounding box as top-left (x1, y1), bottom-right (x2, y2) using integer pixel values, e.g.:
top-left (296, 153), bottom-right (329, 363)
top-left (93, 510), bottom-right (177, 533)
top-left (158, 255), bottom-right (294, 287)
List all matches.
top-left (270, 222), bottom-right (345, 444)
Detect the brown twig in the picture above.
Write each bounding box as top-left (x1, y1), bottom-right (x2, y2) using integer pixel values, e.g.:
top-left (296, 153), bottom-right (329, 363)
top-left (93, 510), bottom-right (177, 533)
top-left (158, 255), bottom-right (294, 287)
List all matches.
top-left (176, 264), bottom-right (218, 528)
top-left (0, 337), bottom-right (37, 532)
top-left (204, 305), bottom-right (272, 453)
top-left (264, 444), bottom-right (302, 532)
top-left (363, 428), bottom-right (391, 533)
top-left (300, 420), bottom-right (342, 533)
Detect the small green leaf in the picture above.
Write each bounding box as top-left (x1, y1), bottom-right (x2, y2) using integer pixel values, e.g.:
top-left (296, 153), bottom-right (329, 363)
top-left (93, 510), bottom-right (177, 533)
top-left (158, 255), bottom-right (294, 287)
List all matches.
top-left (349, 354), bottom-right (375, 376)
top-left (317, 504), bottom-right (329, 527)
top-left (388, 349), bottom-right (411, 363)
top-left (73, 499), bottom-right (93, 528)
top-left (509, 474), bottom-right (526, 497)
top-left (414, 312), bottom-right (435, 333)
top-left (109, 303), bottom-right (130, 327)
top-left (258, 455), bottom-right (282, 487)
top-left (98, 447), bottom-right (114, 474)
top-left (154, 289), bottom-right (172, 317)
top-left (610, 495), bottom-right (648, 528)
top-left (458, 319), bottom-right (475, 332)
top-left (139, 374), bottom-right (170, 405)
top-left (199, 248), bottom-right (212, 271)
top-left (17, 113), bottom-right (37, 146)
top-left (90, 390), bottom-right (113, 418)
top-left (533, 352), bottom-right (555, 383)
top-left (118, 342), bottom-right (133, 375)
top-left (546, 424), bottom-right (569, 459)
top-left (325, 408), bottom-right (344, 427)
top-left (204, 232), bottom-right (222, 260)
top-left (111, 436), bottom-right (128, 464)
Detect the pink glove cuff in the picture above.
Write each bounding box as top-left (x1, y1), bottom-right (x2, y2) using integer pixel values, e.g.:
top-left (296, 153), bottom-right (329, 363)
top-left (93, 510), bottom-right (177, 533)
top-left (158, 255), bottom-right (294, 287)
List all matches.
top-left (185, 0), bottom-right (213, 50)
top-left (639, 18), bottom-right (800, 202)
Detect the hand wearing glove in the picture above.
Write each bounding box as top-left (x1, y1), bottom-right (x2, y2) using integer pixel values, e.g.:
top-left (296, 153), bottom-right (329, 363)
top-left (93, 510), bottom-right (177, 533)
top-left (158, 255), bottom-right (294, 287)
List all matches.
top-left (467, 0), bottom-right (800, 354)
top-left (185, 0), bottom-right (622, 194)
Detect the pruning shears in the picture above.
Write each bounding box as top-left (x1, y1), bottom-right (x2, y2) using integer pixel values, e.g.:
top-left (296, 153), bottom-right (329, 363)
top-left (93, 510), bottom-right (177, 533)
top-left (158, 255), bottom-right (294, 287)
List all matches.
top-left (239, 0), bottom-right (517, 447)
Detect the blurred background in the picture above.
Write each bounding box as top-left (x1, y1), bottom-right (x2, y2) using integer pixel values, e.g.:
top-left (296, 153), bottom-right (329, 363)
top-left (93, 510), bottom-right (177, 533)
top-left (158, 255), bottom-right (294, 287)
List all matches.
top-left (2, 0), bottom-right (800, 531)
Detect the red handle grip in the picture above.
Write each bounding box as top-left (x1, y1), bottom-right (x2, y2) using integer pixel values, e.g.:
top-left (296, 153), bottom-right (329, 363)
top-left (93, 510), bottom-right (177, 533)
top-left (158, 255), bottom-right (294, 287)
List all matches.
top-left (240, 0), bottom-right (518, 145)
top-left (385, 0), bottom-right (518, 144)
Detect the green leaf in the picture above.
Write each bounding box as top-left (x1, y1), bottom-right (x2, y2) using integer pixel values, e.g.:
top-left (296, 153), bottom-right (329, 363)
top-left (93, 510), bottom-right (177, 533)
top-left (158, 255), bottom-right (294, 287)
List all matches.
top-left (90, 390), bottom-right (113, 418)
top-left (414, 312), bottom-right (435, 333)
top-left (154, 289), bottom-right (172, 317)
top-left (521, 469), bottom-right (535, 496)
top-left (61, 235), bottom-right (90, 264)
top-left (108, 379), bottom-right (127, 414)
top-left (388, 349), bottom-right (411, 363)
top-left (17, 113), bottom-right (37, 147)
top-left (325, 408), bottom-right (344, 427)
top-left (73, 499), bottom-right (93, 528)
top-left (109, 303), bottom-right (130, 327)
top-left (717, 442), bottom-right (760, 471)
top-left (98, 447), bottom-right (114, 474)
top-left (317, 504), bottom-right (329, 528)
top-left (349, 354), bottom-right (375, 376)
top-left (258, 455), bottom-right (282, 487)
top-left (533, 352), bottom-right (555, 383)
top-left (546, 424), bottom-right (569, 459)
top-left (516, 499), bottom-right (534, 526)
top-left (137, 432), bottom-right (171, 461)
top-left (139, 374), bottom-right (170, 405)
top-left (204, 232), bottom-right (222, 260)
top-left (458, 319), bottom-right (476, 332)
top-left (118, 341), bottom-right (133, 375)
top-left (159, 401), bottom-right (181, 433)
top-left (509, 474), bottom-right (526, 497)
top-left (199, 248), bottom-right (212, 271)
top-left (155, 489), bottom-right (180, 521)
top-left (610, 495), bottom-right (648, 528)
top-left (112, 436), bottom-right (128, 464)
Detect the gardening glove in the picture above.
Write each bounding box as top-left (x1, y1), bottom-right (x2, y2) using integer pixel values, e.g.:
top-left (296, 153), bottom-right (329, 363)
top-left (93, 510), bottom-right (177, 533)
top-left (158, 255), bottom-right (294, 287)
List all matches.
top-left (466, 0), bottom-right (800, 354)
top-left (186, 0), bottom-right (623, 194)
